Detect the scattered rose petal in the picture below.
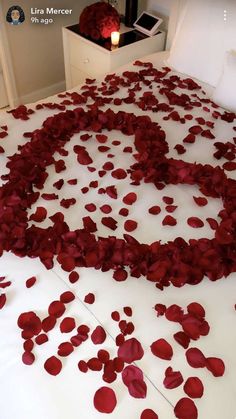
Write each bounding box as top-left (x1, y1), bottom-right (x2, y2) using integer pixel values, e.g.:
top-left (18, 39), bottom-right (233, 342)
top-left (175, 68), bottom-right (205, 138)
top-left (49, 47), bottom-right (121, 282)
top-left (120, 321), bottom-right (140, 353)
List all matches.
top-left (149, 206), bottom-right (161, 215)
top-left (58, 342), bottom-right (74, 356)
top-left (123, 192), bottom-right (137, 205)
top-left (150, 339), bottom-right (173, 360)
top-left (26, 276), bottom-right (37, 288)
top-left (193, 197), bottom-right (208, 207)
top-left (48, 301), bottom-right (66, 318)
top-left (84, 293), bottom-right (95, 304)
top-left (118, 338), bottom-right (144, 363)
top-left (44, 356), bottom-right (62, 375)
top-left (60, 317), bottom-right (76, 333)
top-left (206, 357), bottom-right (225, 377)
top-left (185, 348), bottom-right (206, 368)
top-left (124, 220), bottom-right (138, 232)
top-left (163, 367), bottom-right (184, 389)
top-left (91, 326), bottom-right (107, 344)
top-left (162, 215), bottom-right (177, 226)
top-left (187, 217), bottom-right (204, 228)
top-left (184, 377), bottom-right (204, 398)
top-left (0, 294), bottom-right (7, 309)
top-left (174, 398), bottom-right (198, 419)
top-left (93, 387), bottom-right (117, 414)
top-left (140, 409), bottom-right (159, 419)
top-left (22, 351), bottom-right (35, 365)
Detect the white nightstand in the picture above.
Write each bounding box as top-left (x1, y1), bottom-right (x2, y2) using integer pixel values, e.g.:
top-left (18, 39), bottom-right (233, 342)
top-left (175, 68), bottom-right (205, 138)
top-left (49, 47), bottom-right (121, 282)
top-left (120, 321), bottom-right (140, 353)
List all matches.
top-left (62, 23), bottom-right (166, 89)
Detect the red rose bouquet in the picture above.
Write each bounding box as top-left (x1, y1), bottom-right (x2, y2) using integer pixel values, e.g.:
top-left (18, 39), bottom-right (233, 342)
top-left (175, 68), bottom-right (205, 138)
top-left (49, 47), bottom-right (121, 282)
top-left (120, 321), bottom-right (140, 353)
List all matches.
top-left (79, 1), bottom-right (120, 41)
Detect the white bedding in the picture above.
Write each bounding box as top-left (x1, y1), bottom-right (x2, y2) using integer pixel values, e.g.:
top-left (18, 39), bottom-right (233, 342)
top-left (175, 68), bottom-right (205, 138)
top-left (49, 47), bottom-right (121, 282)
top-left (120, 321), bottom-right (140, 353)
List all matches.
top-left (0, 51), bottom-right (236, 419)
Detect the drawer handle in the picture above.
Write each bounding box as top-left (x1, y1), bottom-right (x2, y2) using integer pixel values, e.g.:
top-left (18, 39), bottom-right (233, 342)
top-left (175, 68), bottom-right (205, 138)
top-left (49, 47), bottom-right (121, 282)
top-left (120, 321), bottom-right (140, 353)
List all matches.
top-left (83, 58), bottom-right (90, 64)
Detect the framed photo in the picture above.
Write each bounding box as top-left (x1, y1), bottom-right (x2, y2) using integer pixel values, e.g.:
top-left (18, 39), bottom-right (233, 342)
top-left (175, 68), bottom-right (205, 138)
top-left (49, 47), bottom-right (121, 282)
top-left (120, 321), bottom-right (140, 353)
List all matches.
top-left (133, 11), bottom-right (163, 36)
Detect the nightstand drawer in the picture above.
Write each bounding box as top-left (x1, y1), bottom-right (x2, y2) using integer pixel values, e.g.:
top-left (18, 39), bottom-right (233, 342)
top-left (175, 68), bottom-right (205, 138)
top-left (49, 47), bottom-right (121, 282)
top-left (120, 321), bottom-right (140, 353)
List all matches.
top-left (69, 35), bottom-right (109, 76)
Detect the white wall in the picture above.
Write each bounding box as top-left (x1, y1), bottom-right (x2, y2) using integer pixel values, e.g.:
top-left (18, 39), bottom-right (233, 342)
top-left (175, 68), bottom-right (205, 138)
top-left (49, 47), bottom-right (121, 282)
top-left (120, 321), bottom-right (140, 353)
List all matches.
top-left (1, 0), bottom-right (94, 103)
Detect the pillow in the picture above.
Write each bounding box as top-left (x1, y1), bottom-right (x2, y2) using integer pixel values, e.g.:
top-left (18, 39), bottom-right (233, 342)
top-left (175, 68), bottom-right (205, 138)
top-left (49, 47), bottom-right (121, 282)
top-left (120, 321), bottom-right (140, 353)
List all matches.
top-left (212, 50), bottom-right (236, 112)
top-left (166, 0), bottom-right (236, 86)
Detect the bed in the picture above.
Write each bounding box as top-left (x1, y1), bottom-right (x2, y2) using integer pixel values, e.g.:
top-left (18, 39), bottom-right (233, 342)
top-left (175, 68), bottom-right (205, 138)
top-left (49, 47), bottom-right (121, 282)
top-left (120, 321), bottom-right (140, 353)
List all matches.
top-left (0, 2), bottom-right (236, 419)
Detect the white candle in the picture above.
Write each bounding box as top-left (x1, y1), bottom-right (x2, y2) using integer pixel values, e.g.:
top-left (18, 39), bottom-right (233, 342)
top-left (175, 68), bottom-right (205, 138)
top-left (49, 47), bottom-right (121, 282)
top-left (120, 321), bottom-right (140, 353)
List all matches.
top-left (111, 31), bottom-right (120, 46)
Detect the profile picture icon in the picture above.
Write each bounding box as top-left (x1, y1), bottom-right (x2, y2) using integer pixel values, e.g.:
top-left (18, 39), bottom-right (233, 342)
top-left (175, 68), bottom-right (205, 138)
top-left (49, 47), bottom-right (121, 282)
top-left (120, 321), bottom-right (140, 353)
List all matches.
top-left (6, 5), bottom-right (25, 25)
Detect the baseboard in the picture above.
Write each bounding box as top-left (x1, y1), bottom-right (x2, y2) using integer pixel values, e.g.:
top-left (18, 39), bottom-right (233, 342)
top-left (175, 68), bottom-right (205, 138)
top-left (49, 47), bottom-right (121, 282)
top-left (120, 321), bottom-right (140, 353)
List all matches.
top-left (19, 80), bottom-right (66, 105)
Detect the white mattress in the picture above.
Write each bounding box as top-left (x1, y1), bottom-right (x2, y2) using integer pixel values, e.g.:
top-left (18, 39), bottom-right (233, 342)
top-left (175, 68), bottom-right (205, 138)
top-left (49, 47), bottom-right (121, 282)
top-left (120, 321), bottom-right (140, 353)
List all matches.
top-left (0, 51), bottom-right (235, 419)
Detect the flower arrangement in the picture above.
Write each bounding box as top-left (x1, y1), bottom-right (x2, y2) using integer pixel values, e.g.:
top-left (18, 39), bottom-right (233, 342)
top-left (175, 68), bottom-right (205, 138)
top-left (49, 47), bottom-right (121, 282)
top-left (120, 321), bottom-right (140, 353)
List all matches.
top-left (79, 1), bottom-right (120, 41)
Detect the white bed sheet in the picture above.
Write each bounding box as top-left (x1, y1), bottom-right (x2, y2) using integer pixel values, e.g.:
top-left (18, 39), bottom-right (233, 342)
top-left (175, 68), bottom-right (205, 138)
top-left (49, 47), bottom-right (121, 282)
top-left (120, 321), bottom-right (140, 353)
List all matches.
top-left (0, 51), bottom-right (236, 419)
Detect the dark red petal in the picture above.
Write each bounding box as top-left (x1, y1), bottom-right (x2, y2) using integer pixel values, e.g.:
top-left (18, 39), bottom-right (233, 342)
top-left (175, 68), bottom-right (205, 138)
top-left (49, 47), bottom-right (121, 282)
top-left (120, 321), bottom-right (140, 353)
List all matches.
top-left (119, 208), bottom-right (129, 217)
top-left (23, 339), bottom-right (34, 352)
top-left (206, 357), bottom-right (225, 377)
top-left (162, 215), bottom-right (177, 226)
top-left (187, 302), bottom-right (205, 318)
top-left (93, 387), bottom-right (117, 414)
top-left (140, 409), bottom-right (159, 419)
top-left (165, 305), bottom-right (183, 322)
top-left (97, 350), bottom-right (110, 363)
top-left (68, 271), bottom-right (80, 284)
top-left (111, 311), bottom-right (120, 321)
top-left (35, 333), bottom-right (48, 345)
top-left (100, 204), bottom-right (112, 214)
top-left (123, 306), bottom-right (132, 317)
top-left (189, 125), bottom-right (203, 135)
top-left (174, 332), bottom-right (190, 349)
top-left (128, 379), bottom-right (147, 399)
top-left (174, 398), bottom-right (198, 419)
top-left (122, 365), bottom-right (143, 386)
top-left (48, 301), bottom-right (66, 318)
top-left (84, 293), bottom-right (95, 304)
top-left (91, 326), bottom-right (107, 344)
top-left (42, 316), bottom-right (56, 332)
top-left (150, 339), bottom-right (173, 360)
top-left (183, 134), bottom-right (196, 143)
top-left (112, 168), bottom-right (127, 179)
top-left (124, 220), bottom-right (138, 232)
top-left (113, 269), bottom-right (128, 282)
top-left (184, 377), bottom-right (204, 398)
top-left (29, 207), bottom-right (47, 222)
top-left (101, 216), bottom-right (117, 231)
top-left (87, 357), bottom-right (103, 371)
top-left (85, 203), bottom-right (96, 212)
top-left (26, 276), bottom-right (37, 288)
top-left (193, 197), bottom-right (208, 207)
top-left (60, 291), bottom-right (75, 304)
top-left (78, 360), bottom-right (88, 373)
top-left (185, 348), bottom-right (206, 368)
top-left (163, 368), bottom-right (184, 389)
top-left (96, 134), bottom-right (108, 143)
top-left (154, 304), bottom-right (166, 317)
top-left (187, 217), bottom-right (204, 228)
top-left (44, 356), bottom-right (62, 375)
top-left (149, 206), bottom-right (161, 215)
top-left (123, 192), bottom-right (137, 205)
top-left (60, 317), bottom-right (76, 333)
top-left (22, 351), bottom-right (35, 365)
top-left (118, 337), bottom-right (144, 363)
top-left (57, 342), bottom-right (74, 356)
top-left (163, 196), bottom-right (173, 204)
top-left (0, 294), bottom-right (6, 309)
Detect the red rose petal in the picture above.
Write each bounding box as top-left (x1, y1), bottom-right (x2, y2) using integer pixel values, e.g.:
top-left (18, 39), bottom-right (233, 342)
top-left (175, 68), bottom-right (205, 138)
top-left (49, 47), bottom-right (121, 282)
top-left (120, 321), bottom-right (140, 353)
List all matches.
top-left (42, 316), bottom-right (57, 333)
top-left (103, 162), bottom-right (114, 171)
top-left (48, 301), bottom-right (66, 318)
top-left (128, 379), bottom-right (147, 399)
top-left (189, 125), bottom-right (203, 135)
top-left (193, 197), bottom-right (208, 207)
top-left (0, 294), bottom-right (6, 309)
top-left (118, 337), bottom-right (144, 363)
top-left (22, 351), bottom-right (35, 365)
top-left (187, 217), bottom-right (204, 228)
top-left (165, 205), bottom-right (177, 213)
top-left (60, 291), bottom-right (75, 304)
top-left (106, 185), bottom-right (117, 199)
top-left (69, 271), bottom-right (80, 284)
top-left (187, 302), bottom-right (205, 318)
top-left (26, 276), bottom-right (37, 288)
top-left (60, 317), bottom-right (76, 333)
top-left (162, 215), bottom-right (177, 226)
top-left (124, 220), bottom-right (138, 232)
top-left (96, 134), bottom-right (108, 143)
top-left (206, 218), bottom-right (218, 230)
top-left (35, 333), bottom-right (48, 345)
top-left (113, 269), bottom-right (128, 282)
top-left (93, 387), bottom-right (117, 414)
top-left (123, 306), bottom-right (132, 317)
top-left (44, 356), bottom-right (62, 375)
top-left (112, 168), bottom-right (127, 179)
top-left (150, 339), bottom-right (173, 360)
top-left (174, 398), bottom-right (198, 419)
top-left (58, 342), bottom-right (74, 356)
top-left (223, 161), bottom-right (236, 171)
top-left (91, 326), bottom-right (107, 344)
top-left (29, 207), bottom-right (47, 222)
top-left (181, 315), bottom-right (202, 340)
top-left (87, 357), bottom-right (103, 371)
top-left (154, 304), bottom-right (166, 317)
top-left (100, 204), bottom-right (112, 214)
top-left (23, 339), bottom-right (34, 352)
top-left (149, 206), bottom-right (161, 215)
top-left (122, 365), bottom-right (143, 386)
top-left (84, 293), bottom-right (95, 304)
top-left (163, 367), bottom-right (184, 389)
top-left (185, 348), bottom-right (206, 368)
top-left (102, 216), bottom-right (117, 231)
top-left (111, 311), bottom-right (120, 321)
top-left (97, 350), bottom-right (110, 363)
top-left (206, 357), bottom-right (225, 377)
top-left (163, 196), bottom-right (173, 204)
top-left (174, 332), bottom-right (190, 349)
top-left (78, 360), bottom-right (88, 373)
top-left (165, 305), bottom-right (183, 322)
top-left (85, 203), bottom-right (96, 212)
top-left (184, 377), bottom-right (204, 398)
top-left (83, 216), bottom-right (97, 232)
top-left (123, 192), bottom-right (137, 205)
top-left (119, 208), bottom-right (129, 217)
top-left (141, 409), bottom-right (159, 419)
